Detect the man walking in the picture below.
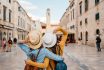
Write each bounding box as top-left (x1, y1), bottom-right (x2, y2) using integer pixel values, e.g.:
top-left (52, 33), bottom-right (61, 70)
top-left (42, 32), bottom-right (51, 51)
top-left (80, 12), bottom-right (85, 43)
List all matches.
top-left (96, 35), bottom-right (101, 52)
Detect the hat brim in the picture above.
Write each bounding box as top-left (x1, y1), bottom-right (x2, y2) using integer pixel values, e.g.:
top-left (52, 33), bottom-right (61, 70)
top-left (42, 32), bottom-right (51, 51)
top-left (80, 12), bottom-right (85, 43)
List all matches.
top-left (27, 39), bottom-right (42, 49)
top-left (27, 30), bottom-right (42, 49)
top-left (43, 34), bottom-right (57, 48)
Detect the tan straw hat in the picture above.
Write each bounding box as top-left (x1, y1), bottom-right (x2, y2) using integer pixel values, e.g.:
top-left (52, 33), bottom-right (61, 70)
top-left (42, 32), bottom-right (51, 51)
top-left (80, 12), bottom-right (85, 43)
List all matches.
top-left (27, 30), bottom-right (42, 49)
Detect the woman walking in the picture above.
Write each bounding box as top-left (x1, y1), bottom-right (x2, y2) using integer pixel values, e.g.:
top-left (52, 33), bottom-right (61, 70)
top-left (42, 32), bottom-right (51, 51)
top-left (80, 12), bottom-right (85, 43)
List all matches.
top-left (13, 38), bottom-right (17, 47)
top-left (7, 37), bottom-right (12, 52)
top-left (2, 37), bottom-right (6, 52)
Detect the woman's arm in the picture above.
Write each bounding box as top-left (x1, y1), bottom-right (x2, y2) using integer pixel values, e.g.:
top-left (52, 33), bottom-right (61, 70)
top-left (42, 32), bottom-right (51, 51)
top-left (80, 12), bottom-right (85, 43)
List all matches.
top-left (18, 35), bottom-right (29, 44)
top-left (25, 58), bottom-right (49, 68)
top-left (18, 44), bottom-right (30, 57)
top-left (44, 48), bottom-right (63, 61)
top-left (54, 27), bottom-right (68, 55)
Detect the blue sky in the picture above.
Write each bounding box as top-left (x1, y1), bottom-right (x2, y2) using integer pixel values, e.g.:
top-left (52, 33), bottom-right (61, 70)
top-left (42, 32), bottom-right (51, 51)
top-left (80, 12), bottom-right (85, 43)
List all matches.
top-left (18, 0), bottom-right (69, 24)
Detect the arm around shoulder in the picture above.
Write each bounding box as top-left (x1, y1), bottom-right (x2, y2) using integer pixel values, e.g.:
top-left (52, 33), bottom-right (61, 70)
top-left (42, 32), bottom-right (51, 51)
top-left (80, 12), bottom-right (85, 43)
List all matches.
top-left (25, 58), bottom-right (49, 68)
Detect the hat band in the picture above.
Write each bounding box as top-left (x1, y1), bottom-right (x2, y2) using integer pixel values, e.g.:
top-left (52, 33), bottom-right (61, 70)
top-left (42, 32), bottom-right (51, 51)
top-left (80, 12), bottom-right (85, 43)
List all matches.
top-left (44, 40), bottom-right (53, 45)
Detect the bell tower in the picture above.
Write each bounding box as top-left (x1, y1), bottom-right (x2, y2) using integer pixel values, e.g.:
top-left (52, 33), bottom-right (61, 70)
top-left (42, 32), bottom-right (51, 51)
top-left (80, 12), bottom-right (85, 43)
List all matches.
top-left (46, 8), bottom-right (51, 29)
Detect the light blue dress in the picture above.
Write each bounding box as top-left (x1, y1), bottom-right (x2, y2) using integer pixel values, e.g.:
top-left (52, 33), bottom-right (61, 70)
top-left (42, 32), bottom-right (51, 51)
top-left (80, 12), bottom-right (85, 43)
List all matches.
top-left (18, 44), bottom-right (63, 63)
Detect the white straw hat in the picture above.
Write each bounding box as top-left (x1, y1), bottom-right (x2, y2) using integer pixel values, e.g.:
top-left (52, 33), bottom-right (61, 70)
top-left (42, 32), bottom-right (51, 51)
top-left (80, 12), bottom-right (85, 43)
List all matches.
top-left (27, 30), bottom-right (42, 49)
top-left (43, 31), bottom-right (57, 48)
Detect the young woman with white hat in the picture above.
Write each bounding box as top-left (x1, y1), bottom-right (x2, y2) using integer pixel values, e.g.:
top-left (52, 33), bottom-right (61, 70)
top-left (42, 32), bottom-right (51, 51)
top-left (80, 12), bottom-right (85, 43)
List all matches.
top-left (18, 30), bottom-right (63, 70)
top-left (25, 27), bottom-right (68, 70)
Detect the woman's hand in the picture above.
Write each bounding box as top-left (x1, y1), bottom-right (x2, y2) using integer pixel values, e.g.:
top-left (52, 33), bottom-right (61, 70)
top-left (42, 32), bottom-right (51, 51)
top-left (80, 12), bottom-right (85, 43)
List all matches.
top-left (18, 40), bottom-right (26, 44)
top-left (25, 59), bottom-right (33, 65)
top-left (53, 26), bottom-right (61, 34)
top-left (53, 28), bottom-right (58, 34)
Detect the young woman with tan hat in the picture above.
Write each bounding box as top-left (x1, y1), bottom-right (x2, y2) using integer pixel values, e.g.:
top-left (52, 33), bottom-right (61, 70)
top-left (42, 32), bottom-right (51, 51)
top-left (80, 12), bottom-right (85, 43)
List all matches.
top-left (18, 30), bottom-right (63, 70)
top-left (25, 27), bottom-right (68, 70)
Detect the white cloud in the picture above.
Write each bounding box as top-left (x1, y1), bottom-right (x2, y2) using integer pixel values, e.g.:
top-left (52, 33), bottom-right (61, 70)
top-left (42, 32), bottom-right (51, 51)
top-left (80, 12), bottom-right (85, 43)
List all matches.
top-left (51, 21), bottom-right (59, 25)
top-left (28, 13), bottom-right (59, 24)
top-left (28, 13), bottom-right (46, 22)
top-left (18, 0), bottom-right (38, 13)
top-left (18, 0), bottom-right (46, 22)
top-left (18, 0), bottom-right (59, 25)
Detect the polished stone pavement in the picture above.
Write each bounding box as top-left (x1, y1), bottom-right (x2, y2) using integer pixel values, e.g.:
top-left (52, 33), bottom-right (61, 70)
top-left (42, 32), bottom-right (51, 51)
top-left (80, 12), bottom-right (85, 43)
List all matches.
top-left (65, 44), bottom-right (104, 70)
top-left (0, 44), bottom-right (104, 70)
top-left (0, 46), bottom-right (80, 70)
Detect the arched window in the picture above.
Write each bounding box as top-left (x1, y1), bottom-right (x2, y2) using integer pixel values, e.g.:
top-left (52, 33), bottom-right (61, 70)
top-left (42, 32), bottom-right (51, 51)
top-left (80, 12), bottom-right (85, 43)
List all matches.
top-left (3, 32), bottom-right (6, 35)
top-left (85, 0), bottom-right (88, 12)
top-left (96, 29), bottom-right (100, 35)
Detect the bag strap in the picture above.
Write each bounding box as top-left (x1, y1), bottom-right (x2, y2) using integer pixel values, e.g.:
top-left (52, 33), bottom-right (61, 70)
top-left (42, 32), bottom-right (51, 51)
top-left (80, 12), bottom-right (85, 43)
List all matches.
top-left (36, 48), bottom-right (41, 60)
top-left (49, 60), bottom-right (54, 70)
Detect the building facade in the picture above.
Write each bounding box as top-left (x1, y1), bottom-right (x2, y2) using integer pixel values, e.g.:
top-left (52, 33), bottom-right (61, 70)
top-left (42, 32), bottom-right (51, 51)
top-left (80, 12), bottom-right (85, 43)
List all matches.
top-left (0, 0), bottom-right (14, 47)
top-left (13, 1), bottom-right (32, 40)
top-left (61, 0), bottom-right (104, 47)
top-left (77, 0), bottom-right (104, 47)
top-left (0, 0), bottom-right (36, 47)
top-left (60, 0), bottom-right (78, 43)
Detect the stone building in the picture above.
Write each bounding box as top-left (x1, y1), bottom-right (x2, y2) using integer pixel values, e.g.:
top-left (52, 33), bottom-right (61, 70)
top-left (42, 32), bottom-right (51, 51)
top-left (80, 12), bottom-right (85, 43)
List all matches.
top-left (0, 0), bottom-right (14, 47)
top-left (0, 0), bottom-right (35, 47)
top-left (77, 0), bottom-right (104, 47)
top-left (60, 0), bottom-right (104, 47)
top-left (60, 0), bottom-right (78, 43)
top-left (13, 0), bottom-right (32, 40)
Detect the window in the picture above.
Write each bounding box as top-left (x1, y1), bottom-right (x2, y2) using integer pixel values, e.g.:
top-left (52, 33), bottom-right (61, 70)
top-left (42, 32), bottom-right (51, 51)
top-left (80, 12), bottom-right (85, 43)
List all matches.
top-left (9, 9), bottom-right (12, 23)
top-left (3, 6), bottom-right (7, 21)
top-left (71, 11), bottom-right (72, 20)
top-left (96, 29), bottom-right (100, 34)
top-left (95, 0), bottom-right (99, 5)
top-left (18, 16), bottom-right (20, 26)
top-left (3, 32), bottom-right (6, 35)
top-left (73, 9), bottom-right (74, 19)
top-left (21, 18), bottom-right (22, 27)
top-left (0, 2), bottom-right (1, 14)
top-left (80, 21), bottom-right (82, 26)
top-left (18, 6), bottom-right (21, 11)
top-left (85, 0), bottom-right (88, 12)
top-left (80, 32), bottom-right (82, 40)
top-left (9, 0), bottom-right (11, 3)
top-left (79, 2), bottom-right (82, 15)
top-left (85, 18), bottom-right (88, 25)
top-left (42, 26), bottom-right (46, 29)
top-left (95, 13), bottom-right (99, 20)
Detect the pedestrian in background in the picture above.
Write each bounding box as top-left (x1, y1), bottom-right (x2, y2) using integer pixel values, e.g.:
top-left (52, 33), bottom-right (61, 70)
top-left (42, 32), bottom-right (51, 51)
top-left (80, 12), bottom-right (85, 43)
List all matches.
top-left (13, 38), bottom-right (17, 47)
top-left (96, 35), bottom-right (101, 52)
top-left (2, 37), bottom-right (6, 52)
top-left (78, 38), bottom-right (81, 46)
top-left (7, 37), bottom-right (12, 52)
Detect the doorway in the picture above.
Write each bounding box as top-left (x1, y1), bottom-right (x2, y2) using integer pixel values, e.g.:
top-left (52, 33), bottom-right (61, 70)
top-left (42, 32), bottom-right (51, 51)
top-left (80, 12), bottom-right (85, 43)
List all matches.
top-left (85, 31), bottom-right (88, 44)
top-left (68, 34), bottom-right (76, 43)
top-left (0, 31), bottom-right (2, 47)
